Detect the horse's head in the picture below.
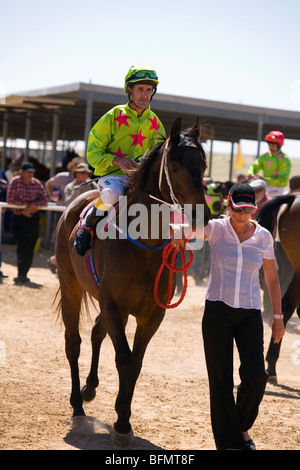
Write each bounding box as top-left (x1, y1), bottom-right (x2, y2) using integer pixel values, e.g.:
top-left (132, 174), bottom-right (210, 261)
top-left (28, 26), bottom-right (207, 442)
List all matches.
top-left (160, 117), bottom-right (211, 228)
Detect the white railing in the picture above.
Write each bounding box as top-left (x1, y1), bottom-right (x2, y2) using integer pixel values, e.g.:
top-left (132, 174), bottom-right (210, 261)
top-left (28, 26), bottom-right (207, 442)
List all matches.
top-left (0, 202), bottom-right (66, 269)
top-left (0, 202), bottom-right (66, 212)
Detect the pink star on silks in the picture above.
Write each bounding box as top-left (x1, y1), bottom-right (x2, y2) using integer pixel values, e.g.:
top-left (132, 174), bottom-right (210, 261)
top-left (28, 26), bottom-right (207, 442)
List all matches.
top-left (267, 160), bottom-right (272, 167)
top-left (129, 130), bottom-right (147, 148)
top-left (114, 111), bottom-right (130, 129)
top-left (148, 116), bottom-right (159, 131)
top-left (111, 146), bottom-right (128, 158)
top-left (273, 171), bottom-right (279, 177)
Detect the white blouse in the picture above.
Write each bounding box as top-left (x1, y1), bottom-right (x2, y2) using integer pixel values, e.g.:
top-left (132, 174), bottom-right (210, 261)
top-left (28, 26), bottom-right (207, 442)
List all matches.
top-left (204, 217), bottom-right (275, 310)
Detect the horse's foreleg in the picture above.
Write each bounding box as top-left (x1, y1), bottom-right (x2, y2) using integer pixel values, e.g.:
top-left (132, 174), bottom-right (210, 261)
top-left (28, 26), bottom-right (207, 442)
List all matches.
top-left (82, 314), bottom-right (107, 402)
top-left (112, 309), bottom-right (165, 448)
top-left (127, 310), bottom-right (165, 402)
top-left (101, 301), bottom-right (132, 438)
top-left (266, 278), bottom-right (300, 381)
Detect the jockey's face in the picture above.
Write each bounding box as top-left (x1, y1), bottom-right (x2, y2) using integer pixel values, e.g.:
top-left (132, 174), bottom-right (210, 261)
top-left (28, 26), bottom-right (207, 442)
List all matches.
top-left (128, 83), bottom-right (154, 114)
top-left (268, 142), bottom-right (279, 155)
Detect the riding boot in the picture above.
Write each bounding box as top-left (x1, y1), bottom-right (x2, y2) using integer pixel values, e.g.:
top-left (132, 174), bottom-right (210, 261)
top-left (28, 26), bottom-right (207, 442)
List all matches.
top-left (74, 205), bottom-right (108, 256)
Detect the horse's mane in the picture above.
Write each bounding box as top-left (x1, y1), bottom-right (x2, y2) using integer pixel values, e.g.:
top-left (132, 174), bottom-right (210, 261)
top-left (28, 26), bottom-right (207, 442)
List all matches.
top-left (126, 125), bottom-right (208, 205)
top-left (126, 136), bottom-right (166, 205)
top-left (256, 194), bottom-right (295, 234)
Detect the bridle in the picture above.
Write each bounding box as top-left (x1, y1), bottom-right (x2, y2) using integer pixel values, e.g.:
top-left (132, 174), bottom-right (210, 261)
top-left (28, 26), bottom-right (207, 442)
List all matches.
top-left (149, 137), bottom-right (200, 217)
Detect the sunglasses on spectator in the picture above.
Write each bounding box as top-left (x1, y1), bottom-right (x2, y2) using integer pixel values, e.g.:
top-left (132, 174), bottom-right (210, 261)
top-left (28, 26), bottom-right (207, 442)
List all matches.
top-left (231, 205), bottom-right (255, 214)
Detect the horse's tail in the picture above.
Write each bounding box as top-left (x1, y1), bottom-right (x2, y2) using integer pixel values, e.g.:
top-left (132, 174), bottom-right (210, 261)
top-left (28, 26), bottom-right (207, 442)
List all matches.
top-left (52, 287), bottom-right (96, 327)
top-left (256, 194), bottom-right (295, 234)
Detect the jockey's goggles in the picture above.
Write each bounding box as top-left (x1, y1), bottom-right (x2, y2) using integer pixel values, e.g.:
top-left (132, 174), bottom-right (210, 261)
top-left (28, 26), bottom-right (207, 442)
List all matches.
top-left (125, 70), bottom-right (158, 84)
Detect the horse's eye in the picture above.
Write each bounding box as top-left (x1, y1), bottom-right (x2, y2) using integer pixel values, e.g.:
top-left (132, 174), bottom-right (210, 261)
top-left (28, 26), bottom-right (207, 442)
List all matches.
top-left (171, 163), bottom-right (179, 173)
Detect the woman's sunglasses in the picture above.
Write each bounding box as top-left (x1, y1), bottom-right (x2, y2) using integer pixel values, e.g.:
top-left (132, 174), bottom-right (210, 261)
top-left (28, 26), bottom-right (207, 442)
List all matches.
top-left (231, 206), bottom-right (255, 214)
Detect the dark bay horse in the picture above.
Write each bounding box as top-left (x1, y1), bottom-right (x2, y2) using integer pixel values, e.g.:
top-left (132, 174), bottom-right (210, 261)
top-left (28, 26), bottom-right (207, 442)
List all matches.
top-left (55, 118), bottom-right (211, 447)
top-left (256, 194), bottom-right (300, 380)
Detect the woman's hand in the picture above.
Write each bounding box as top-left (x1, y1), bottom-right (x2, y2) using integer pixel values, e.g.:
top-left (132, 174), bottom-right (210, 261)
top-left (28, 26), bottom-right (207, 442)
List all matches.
top-left (272, 318), bottom-right (285, 343)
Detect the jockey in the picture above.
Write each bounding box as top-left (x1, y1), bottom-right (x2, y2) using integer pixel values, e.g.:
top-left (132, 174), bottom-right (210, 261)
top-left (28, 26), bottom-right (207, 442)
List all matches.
top-left (205, 183), bottom-right (224, 218)
top-left (247, 131), bottom-right (291, 197)
top-left (74, 65), bottom-right (166, 256)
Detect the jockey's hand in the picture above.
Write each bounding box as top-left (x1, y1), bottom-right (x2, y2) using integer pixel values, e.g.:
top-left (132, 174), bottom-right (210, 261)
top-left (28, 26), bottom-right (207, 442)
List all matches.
top-left (113, 157), bottom-right (139, 172)
top-left (248, 174), bottom-right (266, 182)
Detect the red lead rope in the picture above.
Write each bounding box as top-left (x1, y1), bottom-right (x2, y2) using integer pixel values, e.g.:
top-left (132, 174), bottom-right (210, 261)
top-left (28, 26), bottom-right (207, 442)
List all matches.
top-left (154, 242), bottom-right (193, 309)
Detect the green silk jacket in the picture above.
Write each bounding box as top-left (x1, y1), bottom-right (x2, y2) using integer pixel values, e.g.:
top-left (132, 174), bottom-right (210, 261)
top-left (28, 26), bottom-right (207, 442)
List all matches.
top-left (87, 102), bottom-right (166, 176)
top-left (247, 150), bottom-right (291, 187)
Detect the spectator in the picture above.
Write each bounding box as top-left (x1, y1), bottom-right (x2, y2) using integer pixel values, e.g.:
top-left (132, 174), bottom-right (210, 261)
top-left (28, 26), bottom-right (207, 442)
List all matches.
top-left (249, 178), bottom-right (271, 217)
top-left (247, 131), bottom-right (291, 197)
top-left (47, 162), bottom-right (97, 273)
top-left (6, 162), bottom-right (48, 284)
top-left (64, 162), bottom-right (97, 206)
top-left (5, 159), bottom-right (21, 182)
top-left (45, 157), bottom-right (82, 206)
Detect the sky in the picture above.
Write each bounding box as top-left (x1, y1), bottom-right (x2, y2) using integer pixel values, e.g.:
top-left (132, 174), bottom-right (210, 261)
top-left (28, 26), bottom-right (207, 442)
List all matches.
top-left (1, 0), bottom-right (300, 157)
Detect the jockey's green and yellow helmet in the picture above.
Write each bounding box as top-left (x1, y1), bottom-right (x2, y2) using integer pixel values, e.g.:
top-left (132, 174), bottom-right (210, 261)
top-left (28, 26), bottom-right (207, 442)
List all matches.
top-left (124, 66), bottom-right (159, 93)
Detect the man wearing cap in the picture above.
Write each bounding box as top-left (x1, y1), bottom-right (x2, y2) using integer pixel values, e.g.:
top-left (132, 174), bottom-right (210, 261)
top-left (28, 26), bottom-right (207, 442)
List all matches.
top-left (6, 162), bottom-right (48, 284)
top-left (64, 162), bottom-right (97, 206)
top-left (247, 130), bottom-right (291, 197)
top-left (249, 178), bottom-right (271, 217)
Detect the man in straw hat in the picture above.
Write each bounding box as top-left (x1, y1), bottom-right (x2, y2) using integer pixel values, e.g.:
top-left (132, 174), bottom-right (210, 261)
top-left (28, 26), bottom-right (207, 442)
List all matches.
top-left (64, 162), bottom-right (97, 206)
top-left (45, 156), bottom-right (82, 206)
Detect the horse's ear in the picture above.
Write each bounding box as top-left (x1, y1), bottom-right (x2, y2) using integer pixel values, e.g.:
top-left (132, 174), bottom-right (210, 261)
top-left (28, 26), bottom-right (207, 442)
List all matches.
top-left (170, 118), bottom-right (182, 141)
top-left (193, 117), bottom-right (201, 141)
top-left (195, 118), bottom-right (213, 142)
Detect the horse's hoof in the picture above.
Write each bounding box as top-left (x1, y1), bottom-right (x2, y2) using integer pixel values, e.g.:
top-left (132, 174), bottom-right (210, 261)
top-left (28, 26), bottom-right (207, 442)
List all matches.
top-left (81, 385), bottom-right (96, 403)
top-left (111, 428), bottom-right (135, 448)
top-left (267, 374), bottom-right (277, 384)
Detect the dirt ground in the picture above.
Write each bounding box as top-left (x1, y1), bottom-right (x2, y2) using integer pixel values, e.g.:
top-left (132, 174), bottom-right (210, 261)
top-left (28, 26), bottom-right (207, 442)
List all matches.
top-left (0, 244), bottom-right (299, 451)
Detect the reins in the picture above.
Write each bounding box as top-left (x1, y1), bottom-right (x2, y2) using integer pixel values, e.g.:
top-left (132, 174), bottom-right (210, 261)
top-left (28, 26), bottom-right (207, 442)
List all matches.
top-left (154, 241), bottom-right (193, 309)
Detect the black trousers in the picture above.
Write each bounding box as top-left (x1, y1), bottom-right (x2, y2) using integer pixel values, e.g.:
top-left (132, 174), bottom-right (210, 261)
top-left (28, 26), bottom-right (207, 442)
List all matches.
top-left (202, 300), bottom-right (268, 450)
top-left (12, 213), bottom-right (40, 278)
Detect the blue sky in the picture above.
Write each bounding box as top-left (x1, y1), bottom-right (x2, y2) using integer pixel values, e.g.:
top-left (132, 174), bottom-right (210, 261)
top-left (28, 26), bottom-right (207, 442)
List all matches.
top-left (1, 0), bottom-right (300, 156)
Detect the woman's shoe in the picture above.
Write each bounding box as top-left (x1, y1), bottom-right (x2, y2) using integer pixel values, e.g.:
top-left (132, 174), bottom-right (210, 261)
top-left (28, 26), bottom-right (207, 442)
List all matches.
top-left (244, 439), bottom-right (256, 450)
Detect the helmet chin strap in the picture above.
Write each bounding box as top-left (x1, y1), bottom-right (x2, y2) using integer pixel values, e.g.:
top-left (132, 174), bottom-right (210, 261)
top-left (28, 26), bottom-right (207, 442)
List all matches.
top-left (128, 96), bottom-right (144, 109)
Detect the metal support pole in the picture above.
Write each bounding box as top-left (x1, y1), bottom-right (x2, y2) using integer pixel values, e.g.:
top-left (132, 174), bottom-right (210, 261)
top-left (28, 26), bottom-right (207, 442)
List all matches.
top-left (84, 98), bottom-right (93, 158)
top-left (229, 142), bottom-right (234, 181)
top-left (46, 111), bottom-right (60, 249)
top-left (256, 118), bottom-right (263, 158)
top-left (50, 112), bottom-right (59, 177)
top-left (24, 111), bottom-right (32, 162)
top-left (208, 140), bottom-right (213, 177)
top-left (1, 113), bottom-right (9, 171)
